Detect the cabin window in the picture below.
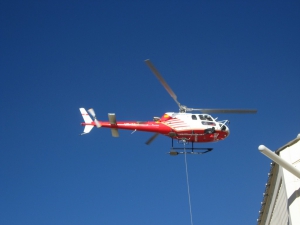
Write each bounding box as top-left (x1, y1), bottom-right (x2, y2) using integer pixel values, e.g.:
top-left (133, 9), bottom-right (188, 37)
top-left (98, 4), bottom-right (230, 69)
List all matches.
top-left (191, 115), bottom-right (197, 120)
top-left (199, 115), bottom-right (213, 121)
top-left (202, 121), bottom-right (216, 126)
top-left (206, 116), bottom-right (213, 121)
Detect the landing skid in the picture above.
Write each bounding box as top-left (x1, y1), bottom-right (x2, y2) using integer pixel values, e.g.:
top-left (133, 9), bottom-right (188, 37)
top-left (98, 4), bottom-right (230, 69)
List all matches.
top-left (168, 138), bottom-right (213, 156)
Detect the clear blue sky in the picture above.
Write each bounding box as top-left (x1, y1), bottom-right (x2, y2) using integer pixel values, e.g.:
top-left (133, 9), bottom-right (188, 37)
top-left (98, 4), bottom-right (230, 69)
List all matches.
top-left (1, 1), bottom-right (299, 224)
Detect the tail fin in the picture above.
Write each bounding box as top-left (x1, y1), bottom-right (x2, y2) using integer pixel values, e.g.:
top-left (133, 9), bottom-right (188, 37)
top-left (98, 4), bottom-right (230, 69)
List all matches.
top-left (82, 125), bottom-right (94, 135)
top-left (79, 108), bottom-right (94, 135)
top-left (80, 108), bottom-right (93, 123)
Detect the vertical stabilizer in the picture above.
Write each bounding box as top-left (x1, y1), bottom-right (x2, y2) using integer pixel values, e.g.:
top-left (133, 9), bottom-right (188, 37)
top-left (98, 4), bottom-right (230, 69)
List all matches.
top-left (80, 108), bottom-right (93, 123)
top-left (79, 108), bottom-right (94, 135)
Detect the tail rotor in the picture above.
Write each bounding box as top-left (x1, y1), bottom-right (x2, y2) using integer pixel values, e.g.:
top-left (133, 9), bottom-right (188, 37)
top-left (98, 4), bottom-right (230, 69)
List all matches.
top-left (88, 108), bottom-right (101, 128)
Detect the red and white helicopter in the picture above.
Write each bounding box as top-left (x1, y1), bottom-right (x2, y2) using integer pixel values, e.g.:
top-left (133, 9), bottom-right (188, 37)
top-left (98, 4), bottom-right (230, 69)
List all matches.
top-left (80, 59), bottom-right (257, 155)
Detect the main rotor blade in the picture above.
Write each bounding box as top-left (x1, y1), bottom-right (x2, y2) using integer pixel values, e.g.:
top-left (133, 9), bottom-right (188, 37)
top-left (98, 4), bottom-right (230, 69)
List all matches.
top-left (145, 133), bottom-right (160, 145)
top-left (189, 109), bottom-right (257, 114)
top-left (144, 59), bottom-right (181, 108)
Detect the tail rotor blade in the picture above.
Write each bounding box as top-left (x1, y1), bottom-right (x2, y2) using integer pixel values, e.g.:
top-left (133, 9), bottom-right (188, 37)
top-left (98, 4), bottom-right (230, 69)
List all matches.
top-left (145, 133), bottom-right (159, 145)
top-left (94, 119), bottom-right (101, 128)
top-left (88, 108), bottom-right (101, 128)
top-left (88, 108), bottom-right (96, 117)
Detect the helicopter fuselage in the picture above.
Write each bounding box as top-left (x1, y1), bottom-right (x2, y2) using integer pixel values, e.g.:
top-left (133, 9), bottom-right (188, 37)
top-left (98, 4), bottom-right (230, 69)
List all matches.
top-left (81, 112), bottom-right (230, 143)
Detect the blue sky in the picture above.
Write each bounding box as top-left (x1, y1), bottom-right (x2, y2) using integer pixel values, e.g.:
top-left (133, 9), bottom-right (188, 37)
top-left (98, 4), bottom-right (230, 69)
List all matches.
top-left (1, 1), bottom-right (299, 224)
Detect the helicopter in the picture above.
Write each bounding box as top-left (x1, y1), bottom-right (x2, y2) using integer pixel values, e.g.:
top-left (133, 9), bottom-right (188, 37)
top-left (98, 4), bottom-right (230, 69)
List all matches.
top-left (79, 59), bottom-right (257, 155)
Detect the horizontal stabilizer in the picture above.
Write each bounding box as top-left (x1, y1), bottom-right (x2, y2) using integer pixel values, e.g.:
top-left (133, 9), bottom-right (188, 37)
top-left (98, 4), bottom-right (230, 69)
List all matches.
top-left (108, 113), bottom-right (119, 137)
top-left (108, 113), bottom-right (117, 124)
top-left (111, 128), bottom-right (119, 137)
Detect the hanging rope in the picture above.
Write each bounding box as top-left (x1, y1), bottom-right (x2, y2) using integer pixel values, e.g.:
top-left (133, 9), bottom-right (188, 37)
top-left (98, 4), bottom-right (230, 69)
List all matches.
top-left (183, 142), bottom-right (194, 225)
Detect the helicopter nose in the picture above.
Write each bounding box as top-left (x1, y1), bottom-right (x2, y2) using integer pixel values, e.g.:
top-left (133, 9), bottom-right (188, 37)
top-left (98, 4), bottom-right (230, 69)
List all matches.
top-left (221, 125), bottom-right (227, 131)
top-left (218, 124), bottom-right (230, 136)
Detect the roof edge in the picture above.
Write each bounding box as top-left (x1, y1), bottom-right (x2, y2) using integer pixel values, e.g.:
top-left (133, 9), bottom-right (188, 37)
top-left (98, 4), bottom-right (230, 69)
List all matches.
top-left (275, 134), bottom-right (300, 154)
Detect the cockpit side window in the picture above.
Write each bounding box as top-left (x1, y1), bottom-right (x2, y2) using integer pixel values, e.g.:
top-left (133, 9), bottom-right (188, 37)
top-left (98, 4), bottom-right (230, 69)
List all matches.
top-left (191, 115), bottom-right (197, 120)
